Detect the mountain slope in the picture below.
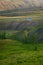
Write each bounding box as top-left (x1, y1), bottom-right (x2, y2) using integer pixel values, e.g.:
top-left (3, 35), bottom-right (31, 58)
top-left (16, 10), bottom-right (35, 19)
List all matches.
top-left (0, 0), bottom-right (43, 11)
top-left (0, 20), bottom-right (43, 42)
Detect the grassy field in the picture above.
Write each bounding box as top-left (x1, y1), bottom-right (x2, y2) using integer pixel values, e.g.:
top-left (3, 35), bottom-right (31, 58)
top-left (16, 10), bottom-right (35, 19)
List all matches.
top-left (0, 39), bottom-right (43, 65)
top-left (0, 11), bottom-right (43, 22)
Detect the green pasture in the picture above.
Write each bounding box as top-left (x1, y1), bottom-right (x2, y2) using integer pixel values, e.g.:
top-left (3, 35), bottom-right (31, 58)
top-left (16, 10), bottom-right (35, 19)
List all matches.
top-left (0, 40), bottom-right (43, 65)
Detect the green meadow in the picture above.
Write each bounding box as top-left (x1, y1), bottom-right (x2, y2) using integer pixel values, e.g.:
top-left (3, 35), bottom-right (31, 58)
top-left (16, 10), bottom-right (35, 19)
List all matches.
top-left (0, 40), bottom-right (43, 65)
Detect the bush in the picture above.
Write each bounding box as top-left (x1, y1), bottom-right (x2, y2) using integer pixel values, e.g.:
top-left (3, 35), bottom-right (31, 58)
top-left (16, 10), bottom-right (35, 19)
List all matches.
top-left (0, 32), bottom-right (6, 39)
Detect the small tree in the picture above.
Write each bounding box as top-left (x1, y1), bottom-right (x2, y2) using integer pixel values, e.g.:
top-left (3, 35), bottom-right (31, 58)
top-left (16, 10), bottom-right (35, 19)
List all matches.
top-left (4, 32), bottom-right (6, 39)
top-left (0, 32), bottom-right (6, 39)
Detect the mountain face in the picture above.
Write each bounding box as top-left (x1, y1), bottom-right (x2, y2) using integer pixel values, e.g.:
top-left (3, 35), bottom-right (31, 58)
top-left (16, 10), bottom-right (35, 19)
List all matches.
top-left (0, 0), bottom-right (43, 11)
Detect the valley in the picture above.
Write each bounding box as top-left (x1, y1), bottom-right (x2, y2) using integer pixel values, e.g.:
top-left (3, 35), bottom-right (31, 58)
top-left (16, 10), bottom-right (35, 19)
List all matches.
top-left (0, 11), bottom-right (43, 43)
top-left (0, 0), bottom-right (43, 65)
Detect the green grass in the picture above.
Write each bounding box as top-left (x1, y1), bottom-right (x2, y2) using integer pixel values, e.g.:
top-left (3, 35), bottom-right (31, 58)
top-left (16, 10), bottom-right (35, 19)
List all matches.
top-left (0, 39), bottom-right (43, 65)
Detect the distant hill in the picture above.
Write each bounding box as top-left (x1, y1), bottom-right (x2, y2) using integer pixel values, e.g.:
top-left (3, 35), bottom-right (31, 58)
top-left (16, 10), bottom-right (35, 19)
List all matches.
top-left (0, 0), bottom-right (43, 11)
top-left (0, 0), bottom-right (43, 16)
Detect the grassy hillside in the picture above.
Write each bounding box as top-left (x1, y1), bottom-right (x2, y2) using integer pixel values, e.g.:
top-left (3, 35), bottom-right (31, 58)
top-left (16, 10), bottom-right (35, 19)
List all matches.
top-left (0, 11), bottom-right (43, 43)
top-left (0, 9), bottom-right (43, 16)
top-left (0, 21), bottom-right (43, 43)
top-left (0, 40), bottom-right (43, 65)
